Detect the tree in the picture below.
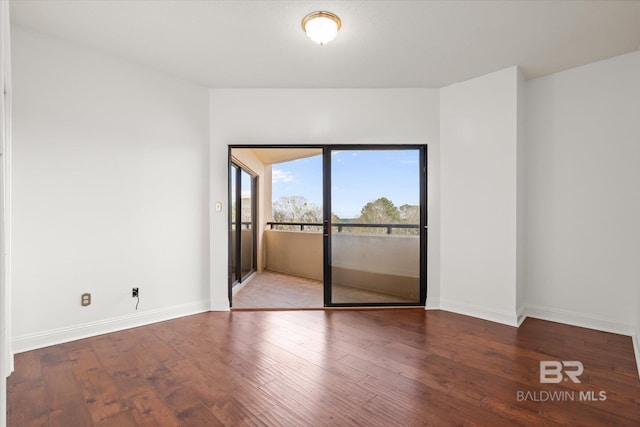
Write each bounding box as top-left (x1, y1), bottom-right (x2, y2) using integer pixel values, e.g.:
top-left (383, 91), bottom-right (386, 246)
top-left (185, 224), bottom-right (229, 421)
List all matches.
top-left (399, 204), bottom-right (420, 224)
top-left (272, 196), bottom-right (322, 223)
top-left (358, 197), bottom-right (400, 224)
top-left (398, 203), bottom-right (420, 235)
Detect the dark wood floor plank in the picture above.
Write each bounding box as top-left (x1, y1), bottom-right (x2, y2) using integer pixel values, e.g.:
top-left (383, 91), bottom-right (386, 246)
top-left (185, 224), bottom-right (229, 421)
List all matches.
top-left (258, 376), bottom-right (364, 426)
top-left (48, 400), bottom-right (94, 427)
top-left (361, 394), bottom-right (457, 426)
top-left (39, 344), bottom-right (70, 366)
top-left (94, 411), bottom-right (139, 427)
top-left (7, 310), bottom-right (640, 426)
top-left (540, 400), bottom-right (640, 427)
top-left (6, 380), bottom-right (49, 427)
top-left (255, 323), bottom-right (367, 382)
top-left (208, 396), bottom-right (269, 427)
top-left (358, 369), bottom-right (521, 426)
top-left (88, 342), bottom-right (151, 401)
top-left (9, 349), bottom-right (42, 384)
top-left (161, 387), bottom-right (225, 427)
top-left (250, 403), bottom-right (307, 427)
top-left (128, 389), bottom-right (182, 427)
top-left (42, 360), bottom-right (85, 410)
top-left (68, 346), bottom-right (130, 424)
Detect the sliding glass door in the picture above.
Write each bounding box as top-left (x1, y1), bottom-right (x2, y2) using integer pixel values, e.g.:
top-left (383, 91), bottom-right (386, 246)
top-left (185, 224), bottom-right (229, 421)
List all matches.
top-left (228, 145), bottom-right (426, 308)
top-left (324, 146), bottom-right (426, 306)
top-left (230, 162), bottom-right (257, 289)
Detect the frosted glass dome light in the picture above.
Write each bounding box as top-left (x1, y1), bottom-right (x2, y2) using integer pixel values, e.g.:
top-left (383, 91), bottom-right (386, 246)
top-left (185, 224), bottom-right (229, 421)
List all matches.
top-left (302, 11), bottom-right (341, 45)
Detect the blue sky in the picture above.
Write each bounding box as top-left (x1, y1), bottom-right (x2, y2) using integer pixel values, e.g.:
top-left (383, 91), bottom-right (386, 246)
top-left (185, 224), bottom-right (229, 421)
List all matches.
top-left (272, 150), bottom-right (420, 218)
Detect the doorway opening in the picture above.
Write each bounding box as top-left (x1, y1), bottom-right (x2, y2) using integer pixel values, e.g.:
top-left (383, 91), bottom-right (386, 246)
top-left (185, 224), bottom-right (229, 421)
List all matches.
top-left (228, 145), bottom-right (427, 309)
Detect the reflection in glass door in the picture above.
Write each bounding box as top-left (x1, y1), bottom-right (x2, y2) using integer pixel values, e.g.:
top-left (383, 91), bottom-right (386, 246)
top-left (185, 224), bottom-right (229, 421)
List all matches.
top-left (324, 147), bottom-right (426, 306)
top-left (230, 162), bottom-right (257, 289)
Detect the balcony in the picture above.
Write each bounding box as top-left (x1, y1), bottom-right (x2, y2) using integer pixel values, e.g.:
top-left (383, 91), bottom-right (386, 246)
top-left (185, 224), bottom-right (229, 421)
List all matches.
top-left (232, 222), bottom-right (421, 308)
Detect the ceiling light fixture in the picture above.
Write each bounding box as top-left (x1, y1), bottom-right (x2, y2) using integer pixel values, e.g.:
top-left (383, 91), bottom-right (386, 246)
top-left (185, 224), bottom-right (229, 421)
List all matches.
top-left (301, 11), bottom-right (341, 46)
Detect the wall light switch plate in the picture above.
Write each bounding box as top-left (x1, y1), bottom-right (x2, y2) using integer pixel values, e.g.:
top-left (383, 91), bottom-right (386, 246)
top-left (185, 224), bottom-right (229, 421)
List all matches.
top-left (215, 201), bottom-right (222, 212)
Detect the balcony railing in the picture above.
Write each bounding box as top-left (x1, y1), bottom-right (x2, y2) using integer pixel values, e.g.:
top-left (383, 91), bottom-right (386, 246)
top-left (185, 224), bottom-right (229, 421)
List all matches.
top-left (264, 223), bottom-right (422, 298)
top-left (267, 222), bottom-right (421, 235)
top-left (231, 221), bottom-right (253, 229)
top-left (267, 222), bottom-right (320, 231)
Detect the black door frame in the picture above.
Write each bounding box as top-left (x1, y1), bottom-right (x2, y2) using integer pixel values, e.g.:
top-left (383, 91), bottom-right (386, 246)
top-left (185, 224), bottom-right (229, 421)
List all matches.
top-left (228, 144), bottom-right (427, 308)
top-left (323, 145), bottom-right (427, 307)
top-left (228, 158), bottom-right (258, 305)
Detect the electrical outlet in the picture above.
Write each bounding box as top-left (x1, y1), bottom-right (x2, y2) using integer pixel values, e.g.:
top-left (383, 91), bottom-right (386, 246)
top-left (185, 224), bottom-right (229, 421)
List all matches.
top-left (132, 287), bottom-right (139, 298)
top-left (81, 293), bottom-right (91, 306)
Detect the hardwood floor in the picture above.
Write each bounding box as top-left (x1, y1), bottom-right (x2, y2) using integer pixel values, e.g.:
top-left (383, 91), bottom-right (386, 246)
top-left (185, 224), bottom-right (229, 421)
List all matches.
top-left (7, 310), bottom-right (640, 426)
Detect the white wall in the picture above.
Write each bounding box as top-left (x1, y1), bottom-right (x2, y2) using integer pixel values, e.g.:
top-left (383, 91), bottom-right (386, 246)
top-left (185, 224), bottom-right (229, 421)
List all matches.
top-left (11, 26), bottom-right (211, 352)
top-left (1, 2), bottom-right (12, 425)
top-left (516, 71), bottom-right (527, 320)
top-left (210, 89), bottom-right (440, 309)
top-left (439, 67), bottom-right (522, 326)
top-left (525, 51), bottom-right (640, 335)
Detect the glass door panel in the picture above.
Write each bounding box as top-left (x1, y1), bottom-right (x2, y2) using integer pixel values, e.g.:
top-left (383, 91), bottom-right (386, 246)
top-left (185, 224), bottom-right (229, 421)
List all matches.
top-left (230, 164), bottom-right (238, 284)
top-left (326, 148), bottom-right (425, 305)
top-left (240, 170), bottom-right (255, 280)
top-left (230, 162), bottom-right (257, 294)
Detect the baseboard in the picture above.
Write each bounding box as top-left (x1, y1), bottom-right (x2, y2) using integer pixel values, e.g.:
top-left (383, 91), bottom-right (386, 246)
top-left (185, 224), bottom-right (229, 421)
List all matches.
top-left (12, 300), bottom-right (211, 354)
top-left (516, 305), bottom-right (527, 326)
top-left (524, 305), bottom-right (635, 336)
top-left (210, 297), bottom-right (230, 311)
top-left (438, 298), bottom-right (519, 327)
top-left (633, 333), bottom-right (640, 379)
top-left (424, 297), bottom-right (440, 310)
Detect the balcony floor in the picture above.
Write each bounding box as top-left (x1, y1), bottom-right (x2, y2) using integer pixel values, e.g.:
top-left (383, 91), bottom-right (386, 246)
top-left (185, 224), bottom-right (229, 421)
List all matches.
top-left (232, 270), bottom-right (416, 309)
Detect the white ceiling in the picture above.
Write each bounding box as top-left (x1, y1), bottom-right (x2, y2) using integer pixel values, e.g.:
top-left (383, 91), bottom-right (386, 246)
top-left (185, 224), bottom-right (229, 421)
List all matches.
top-left (10, 0), bottom-right (640, 88)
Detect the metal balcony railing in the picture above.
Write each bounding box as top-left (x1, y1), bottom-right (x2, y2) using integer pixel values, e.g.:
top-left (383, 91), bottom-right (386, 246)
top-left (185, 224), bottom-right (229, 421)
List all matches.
top-left (266, 222), bottom-right (421, 235)
top-left (231, 222), bottom-right (253, 229)
top-left (267, 222), bottom-right (321, 231)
